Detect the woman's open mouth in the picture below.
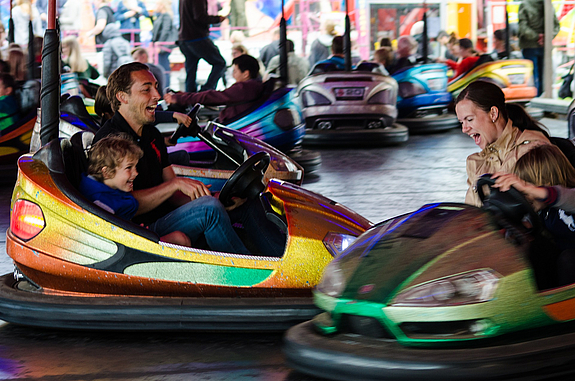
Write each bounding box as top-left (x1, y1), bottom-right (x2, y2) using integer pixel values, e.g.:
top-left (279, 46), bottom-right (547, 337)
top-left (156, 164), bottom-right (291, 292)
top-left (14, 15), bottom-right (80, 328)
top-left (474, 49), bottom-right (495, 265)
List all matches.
top-left (470, 133), bottom-right (481, 146)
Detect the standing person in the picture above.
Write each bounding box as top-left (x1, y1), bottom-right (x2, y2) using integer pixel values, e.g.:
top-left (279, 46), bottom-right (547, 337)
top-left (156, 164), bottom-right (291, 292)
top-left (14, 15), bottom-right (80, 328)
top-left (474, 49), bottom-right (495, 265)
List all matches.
top-left (308, 19), bottom-right (337, 68)
top-left (86, 0), bottom-right (116, 53)
top-left (12, 0), bottom-right (42, 47)
top-left (178, 0), bottom-right (227, 93)
top-left (229, 0), bottom-right (247, 35)
top-left (115, 0), bottom-right (150, 44)
top-left (94, 62), bottom-right (285, 256)
top-left (102, 23), bottom-right (132, 77)
top-left (58, 0), bottom-right (82, 37)
top-left (518, 0), bottom-right (559, 96)
top-left (35, 0), bottom-right (47, 33)
top-left (151, 0), bottom-right (176, 88)
top-left (131, 47), bottom-right (165, 97)
top-left (455, 80), bottom-right (551, 207)
top-left (259, 28), bottom-right (280, 69)
top-left (264, 39), bottom-right (309, 85)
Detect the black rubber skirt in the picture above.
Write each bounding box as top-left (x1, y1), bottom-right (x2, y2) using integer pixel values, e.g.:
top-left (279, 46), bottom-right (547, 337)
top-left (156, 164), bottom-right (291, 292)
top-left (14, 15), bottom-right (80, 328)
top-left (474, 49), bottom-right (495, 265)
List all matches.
top-left (398, 113), bottom-right (461, 134)
top-left (283, 320), bottom-right (575, 381)
top-left (0, 274), bottom-right (319, 331)
top-left (302, 124), bottom-right (409, 147)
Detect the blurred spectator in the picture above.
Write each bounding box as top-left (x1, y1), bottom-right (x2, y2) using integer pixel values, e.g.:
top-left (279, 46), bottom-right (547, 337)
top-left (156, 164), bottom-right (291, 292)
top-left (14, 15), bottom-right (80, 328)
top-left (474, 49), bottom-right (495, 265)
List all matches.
top-left (435, 30), bottom-right (457, 61)
top-left (439, 38), bottom-right (479, 81)
top-left (0, 59), bottom-right (10, 73)
top-left (36, 0), bottom-right (47, 32)
top-left (62, 36), bottom-right (100, 81)
top-left (372, 47), bottom-right (393, 73)
top-left (131, 47), bottom-right (166, 97)
top-left (87, 0), bottom-right (116, 53)
top-left (518, 0), bottom-right (559, 95)
top-left (388, 35), bottom-right (417, 74)
top-left (229, 0), bottom-right (247, 34)
top-left (446, 34), bottom-right (460, 62)
top-left (308, 19), bottom-right (337, 67)
top-left (490, 29), bottom-right (523, 60)
top-left (315, 35), bottom-right (345, 70)
top-left (264, 39), bottom-right (309, 85)
top-left (259, 28), bottom-right (280, 68)
top-left (12, 0), bottom-right (42, 47)
top-left (115, 0), bottom-right (149, 44)
top-left (379, 37), bottom-right (392, 48)
top-left (0, 73), bottom-right (19, 134)
top-left (232, 43), bottom-right (248, 58)
top-left (59, 0), bottom-right (82, 36)
top-left (102, 24), bottom-right (132, 77)
top-left (0, 22), bottom-right (8, 59)
top-left (178, 0), bottom-right (227, 92)
top-left (152, 0), bottom-right (176, 88)
top-left (7, 44), bottom-right (26, 81)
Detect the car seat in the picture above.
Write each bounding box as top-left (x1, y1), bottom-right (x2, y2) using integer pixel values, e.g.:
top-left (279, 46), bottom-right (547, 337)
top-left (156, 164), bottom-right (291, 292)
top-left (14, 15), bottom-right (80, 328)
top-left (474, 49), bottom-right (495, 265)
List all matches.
top-left (309, 62), bottom-right (339, 75)
top-left (61, 95), bottom-right (100, 133)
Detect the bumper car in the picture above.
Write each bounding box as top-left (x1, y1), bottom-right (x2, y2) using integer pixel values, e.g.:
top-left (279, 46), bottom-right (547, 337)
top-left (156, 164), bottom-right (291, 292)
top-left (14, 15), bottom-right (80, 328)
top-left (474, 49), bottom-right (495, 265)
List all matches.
top-left (392, 63), bottom-right (460, 133)
top-left (0, 80), bottom-right (41, 178)
top-left (447, 57), bottom-right (544, 119)
top-left (284, 176), bottom-right (575, 380)
top-left (0, 125), bottom-right (370, 330)
top-left (297, 62), bottom-right (409, 147)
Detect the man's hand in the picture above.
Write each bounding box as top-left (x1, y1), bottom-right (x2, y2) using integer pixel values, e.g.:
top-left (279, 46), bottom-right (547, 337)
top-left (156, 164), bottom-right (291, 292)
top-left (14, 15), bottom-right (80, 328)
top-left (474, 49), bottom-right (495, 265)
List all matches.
top-left (172, 178), bottom-right (212, 200)
top-left (173, 112), bottom-right (192, 127)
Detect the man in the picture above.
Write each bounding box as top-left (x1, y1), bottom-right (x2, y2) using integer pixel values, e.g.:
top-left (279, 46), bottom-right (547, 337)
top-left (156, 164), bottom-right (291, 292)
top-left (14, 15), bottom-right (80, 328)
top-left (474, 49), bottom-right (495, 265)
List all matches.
top-left (164, 54), bottom-right (263, 124)
top-left (518, 0), bottom-right (559, 95)
top-left (86, 0), bottom-right (116, 53)
top-left (94, 62), bottom-right (284, 256)
top-left (178, 0), bottom-right (227, 93)
top-left (131, 47), bottom-right (166, 98)
top-left (315, 35), bottom-right (345, 70)
top-left (264, 39), bottom-right (310, 85)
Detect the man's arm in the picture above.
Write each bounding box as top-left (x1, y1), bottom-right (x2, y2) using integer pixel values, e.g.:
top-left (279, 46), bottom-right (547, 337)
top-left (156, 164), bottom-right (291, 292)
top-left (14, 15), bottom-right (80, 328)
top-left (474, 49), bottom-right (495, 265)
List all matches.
top-left (131, 166), bottom-right (211, 214)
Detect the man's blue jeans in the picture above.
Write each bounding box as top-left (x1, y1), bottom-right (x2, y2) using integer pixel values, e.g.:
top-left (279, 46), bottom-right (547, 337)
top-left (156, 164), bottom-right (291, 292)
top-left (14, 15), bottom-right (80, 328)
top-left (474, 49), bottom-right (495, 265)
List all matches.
top-left (148, 196), bottom-right (285, 256)
top-left (178, 38), bottom-right (226, 93)
top-left (148, 196), bottom-right (250, 254)
top-left (522, 47), bottom-right (544, 96)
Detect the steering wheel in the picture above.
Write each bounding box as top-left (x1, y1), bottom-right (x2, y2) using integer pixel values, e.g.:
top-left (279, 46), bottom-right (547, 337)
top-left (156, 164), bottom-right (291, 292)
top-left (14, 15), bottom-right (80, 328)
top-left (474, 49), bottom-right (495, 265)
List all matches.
top-left (219, 152), bottom-right (270, 207)
top-left (476, 174), bottom-right (541, 233)
top-left (169, 103), bottom-right (202, 145)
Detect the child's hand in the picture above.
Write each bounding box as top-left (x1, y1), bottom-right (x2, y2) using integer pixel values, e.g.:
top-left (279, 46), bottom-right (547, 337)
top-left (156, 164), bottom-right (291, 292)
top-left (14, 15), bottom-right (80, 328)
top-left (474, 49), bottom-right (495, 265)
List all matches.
top-left (173, 112), bottom-right (192, 127)
top-left (491, 172), bottom-right (547, 200)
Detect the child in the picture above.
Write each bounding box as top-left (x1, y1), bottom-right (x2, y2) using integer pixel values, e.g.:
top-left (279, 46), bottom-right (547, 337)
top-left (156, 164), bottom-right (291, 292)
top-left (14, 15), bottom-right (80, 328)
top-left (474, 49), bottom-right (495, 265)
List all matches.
top-left (80, 135), bottom-right (191, 246)
top-left (0, 72), bottom-right (20, 134)
top-left (493, 144), bottom-right (575, 286)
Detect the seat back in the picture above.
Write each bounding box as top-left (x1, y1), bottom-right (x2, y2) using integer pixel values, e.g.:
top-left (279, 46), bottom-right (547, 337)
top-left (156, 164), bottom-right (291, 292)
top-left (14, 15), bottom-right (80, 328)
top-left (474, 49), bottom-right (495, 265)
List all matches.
top-left (61, 95), bottom-right (100, 133)
top-left (310, 62), bottom-right (339, 75)
top-left (16, 79), bottom-right (40, 117)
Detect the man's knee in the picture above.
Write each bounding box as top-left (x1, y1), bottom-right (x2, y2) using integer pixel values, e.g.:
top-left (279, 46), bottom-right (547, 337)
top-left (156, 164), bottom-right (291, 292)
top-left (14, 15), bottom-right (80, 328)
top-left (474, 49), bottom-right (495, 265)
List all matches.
top-left (195, 196), bottom-right (228, 223)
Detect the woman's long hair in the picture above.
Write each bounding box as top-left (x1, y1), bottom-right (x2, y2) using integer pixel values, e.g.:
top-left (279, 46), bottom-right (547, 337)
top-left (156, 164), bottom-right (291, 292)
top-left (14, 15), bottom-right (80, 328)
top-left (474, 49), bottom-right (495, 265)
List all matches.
top-left (62, 36), bottom-right (88, 73)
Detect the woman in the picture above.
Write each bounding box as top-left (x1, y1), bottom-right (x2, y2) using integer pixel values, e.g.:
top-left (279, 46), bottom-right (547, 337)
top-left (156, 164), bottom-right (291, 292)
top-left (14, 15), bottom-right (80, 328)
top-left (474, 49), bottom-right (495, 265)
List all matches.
top-left (151, 0), bottom-right (175, 87)
top-left (12, 0), bottom-right (42, 47)
top-left (455, 80), bottom-right (551, 207)
top-left (62, 36), bottom-right (100, 81)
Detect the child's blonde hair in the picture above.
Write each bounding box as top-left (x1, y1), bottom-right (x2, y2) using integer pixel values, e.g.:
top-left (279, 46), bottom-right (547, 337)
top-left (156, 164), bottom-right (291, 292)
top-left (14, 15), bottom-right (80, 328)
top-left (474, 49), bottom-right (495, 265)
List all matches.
top-left (88, 135), bottom-right (143, 182)
top-left (514, 145), bottom-right (575, 188)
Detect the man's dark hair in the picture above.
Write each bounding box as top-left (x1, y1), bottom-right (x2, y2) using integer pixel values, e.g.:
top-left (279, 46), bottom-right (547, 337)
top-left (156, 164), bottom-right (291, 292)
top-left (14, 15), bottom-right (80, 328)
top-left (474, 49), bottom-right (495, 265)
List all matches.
top-left (494, 29), bottom-right (506, 42)
top-left (379, 37), bottom-right (392, 47)
top-left (0, 60), bottom-right (11, 75)
top-left (286, 39), bottom-right (294, 53)
top-left (0, 72), bottom-right (16, 92)
top-left (459, 38), bottom-right (473, 50)
top-left (106, 62), bottom-right (150, 112)
top-left (331, 35), bottom-right (344, 55)
top-left (231, 54), bottom-right (260, 79)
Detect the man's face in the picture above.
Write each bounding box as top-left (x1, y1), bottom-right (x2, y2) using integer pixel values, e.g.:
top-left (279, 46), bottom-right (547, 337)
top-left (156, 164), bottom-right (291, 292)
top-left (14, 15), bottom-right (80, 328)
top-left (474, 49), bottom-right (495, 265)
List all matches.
top-left (119, 70), bottom-right (160, 132)
top-left (232, 64), bottom-right (250, 83)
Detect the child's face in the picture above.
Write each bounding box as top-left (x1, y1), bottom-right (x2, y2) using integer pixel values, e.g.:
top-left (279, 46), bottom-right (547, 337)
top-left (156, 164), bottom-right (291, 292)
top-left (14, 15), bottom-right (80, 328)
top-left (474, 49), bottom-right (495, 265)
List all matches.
top-left (0, 79), bottom-right (12, 97)
top-left (103, 156), bottom-right (138, 192)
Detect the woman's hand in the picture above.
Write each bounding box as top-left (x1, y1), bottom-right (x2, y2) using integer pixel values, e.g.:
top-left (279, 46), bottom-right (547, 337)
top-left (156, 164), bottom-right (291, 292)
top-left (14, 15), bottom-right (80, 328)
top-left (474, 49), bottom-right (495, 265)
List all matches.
top-left (491, 172), bottom-right (548, 200)
top-left (173, 112), bottom-right (192, 127)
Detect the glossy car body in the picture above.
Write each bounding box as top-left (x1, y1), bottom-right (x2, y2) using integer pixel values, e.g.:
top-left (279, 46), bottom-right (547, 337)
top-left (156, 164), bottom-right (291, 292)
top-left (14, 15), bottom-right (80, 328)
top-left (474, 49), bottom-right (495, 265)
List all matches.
top-left (0, 113), bottom-right (36, 176)
top-left (448, 59), bottom-right (537, 102)
top-left (392, 63), bottom-right (460, 133)
top-left (0, 132), bottom-right (370, 330)
top-left (284, 201), bottom-right (575, 380)
top-left (297, 62), bottom-right (408, 146)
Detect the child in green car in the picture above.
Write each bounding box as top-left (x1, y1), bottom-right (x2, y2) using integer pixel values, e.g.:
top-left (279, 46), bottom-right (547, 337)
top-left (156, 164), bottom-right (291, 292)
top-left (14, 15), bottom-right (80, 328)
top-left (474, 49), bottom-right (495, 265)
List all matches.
top-left (0, 72), bottom-right (20, 134)
top-left (493, 144), bottom-right (575, 286)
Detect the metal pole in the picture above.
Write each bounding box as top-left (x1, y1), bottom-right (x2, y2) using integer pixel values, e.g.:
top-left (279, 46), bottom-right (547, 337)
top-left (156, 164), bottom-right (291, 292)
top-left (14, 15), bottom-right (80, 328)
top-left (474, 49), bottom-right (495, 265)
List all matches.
top-left (279, 0), bottom-right (288, 84)
top-left (8, 0), bottom-right (14, 44)
top-left (505, 2), bottom-right (510, 59)
top-left (40, 0), bottom-right (60, 146)
top-left (422, 6), bottom-right (428, 64)
top-left (344, 0), bottom-right (351, 71)
top-left (543, 0), bottom-right (554, 98)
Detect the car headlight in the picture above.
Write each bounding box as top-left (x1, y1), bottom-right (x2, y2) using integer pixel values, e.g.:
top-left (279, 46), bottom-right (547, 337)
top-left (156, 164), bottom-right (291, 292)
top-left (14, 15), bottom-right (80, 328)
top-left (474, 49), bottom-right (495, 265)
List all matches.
top-left (390, 269), bottom-right (500, 307)
top-left (323, 232), bottom-right (357, 257)
top-left (301, 90), bottom-right (331, 107)
top-left (398, 81), bottom-right (426, 99)
top-left (367, 90), bottom-right (393, 105)
top-left (316, 259), bottom-right (346, 297)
